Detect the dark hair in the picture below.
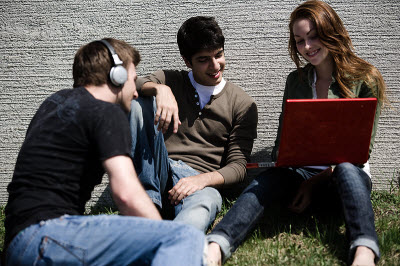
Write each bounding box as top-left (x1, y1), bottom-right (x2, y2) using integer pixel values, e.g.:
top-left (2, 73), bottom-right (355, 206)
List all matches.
top-left (73, 38), bottom-right (141, 88)
top-left (288, 0), bottom-right (387, 104)
top-left (177, 16), bottom-right (225, 63)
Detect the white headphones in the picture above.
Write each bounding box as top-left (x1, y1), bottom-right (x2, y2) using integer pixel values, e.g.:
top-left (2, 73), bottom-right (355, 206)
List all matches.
top-left (98, 39), bottom-right (128, 87)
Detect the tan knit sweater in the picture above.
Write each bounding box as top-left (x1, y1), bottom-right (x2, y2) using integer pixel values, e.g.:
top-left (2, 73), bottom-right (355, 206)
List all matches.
top-left (137, 70), bottom-right (258, 186)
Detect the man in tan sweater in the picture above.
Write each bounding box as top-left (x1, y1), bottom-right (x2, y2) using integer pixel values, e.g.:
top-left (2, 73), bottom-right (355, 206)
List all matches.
top-left (129, 16), bottom-right (258, 231)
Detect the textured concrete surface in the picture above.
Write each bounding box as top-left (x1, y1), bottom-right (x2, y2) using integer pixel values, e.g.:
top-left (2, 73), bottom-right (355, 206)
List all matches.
top-left (0, 0), bottom-right (399, 209)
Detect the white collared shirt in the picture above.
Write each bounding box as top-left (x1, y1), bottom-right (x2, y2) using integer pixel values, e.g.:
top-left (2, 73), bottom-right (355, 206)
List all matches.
top-left (188, 71), bottom-right (226, 109)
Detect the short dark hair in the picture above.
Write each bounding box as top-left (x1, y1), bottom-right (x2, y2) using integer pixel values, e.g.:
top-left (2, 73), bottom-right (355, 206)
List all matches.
top-left (177, 16), bottom-right (225, 63)
top-left (73, 38), bottom-right (140, 88)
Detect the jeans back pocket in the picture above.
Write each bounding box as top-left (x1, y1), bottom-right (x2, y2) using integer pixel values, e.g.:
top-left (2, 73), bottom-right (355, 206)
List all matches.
top-left (34, 236), bottom-right (86, 266)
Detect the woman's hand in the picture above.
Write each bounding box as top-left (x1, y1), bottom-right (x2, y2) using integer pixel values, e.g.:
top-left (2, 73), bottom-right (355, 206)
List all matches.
top-left (288, 167), bottom-right (333, 213)
top-left (289, 178), bottom-right (314, 213)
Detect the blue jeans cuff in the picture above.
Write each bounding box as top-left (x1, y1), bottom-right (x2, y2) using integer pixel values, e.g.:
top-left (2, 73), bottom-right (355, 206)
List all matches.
top-left (206, 233), bottom-right (232, 263)
top-left (349, 237), bottom-right (380, 263)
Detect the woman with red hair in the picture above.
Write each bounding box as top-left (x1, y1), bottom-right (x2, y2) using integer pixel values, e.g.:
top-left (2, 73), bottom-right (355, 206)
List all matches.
top-left (206, 1), bottom-right (387, 265)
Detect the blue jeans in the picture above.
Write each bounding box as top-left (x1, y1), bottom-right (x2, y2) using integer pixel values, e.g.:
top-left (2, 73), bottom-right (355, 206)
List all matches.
top-left (6, 214), bottom-right (205, 266)
top-left (129, 97), bottom-right (222, 232)
top-left (207, 163), bottom-right (380, 263)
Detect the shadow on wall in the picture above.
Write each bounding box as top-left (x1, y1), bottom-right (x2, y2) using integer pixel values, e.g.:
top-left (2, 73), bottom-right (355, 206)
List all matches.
top-left (249, 146), bottom-right (274, 165)
top-left (90, 184), bottom-right (118, 213)
top-left (90, 146), bottom-right (275, 211)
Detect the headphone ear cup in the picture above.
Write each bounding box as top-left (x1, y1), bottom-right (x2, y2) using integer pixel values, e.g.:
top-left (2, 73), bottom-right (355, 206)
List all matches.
top-left (109, 65), bottom-right (128, 86)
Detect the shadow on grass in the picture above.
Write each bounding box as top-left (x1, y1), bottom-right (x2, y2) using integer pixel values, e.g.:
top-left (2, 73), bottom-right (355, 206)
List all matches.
top-left (256, 207), bottom-right (348, 263)
top-left (222, 184), bottom-right (400, 265)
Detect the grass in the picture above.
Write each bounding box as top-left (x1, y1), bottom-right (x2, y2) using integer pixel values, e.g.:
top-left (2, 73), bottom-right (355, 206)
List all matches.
top-left (1, 185), bottom-right (399, 265)
top-left (219, 186), bottom-right (400, 265)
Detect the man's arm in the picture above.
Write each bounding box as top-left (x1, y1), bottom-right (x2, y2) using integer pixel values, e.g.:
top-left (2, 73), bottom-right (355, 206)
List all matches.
top-left (216, 100), bottom-right (258, 185)
top-left (168, 97), bottom-right (258, 205)
top-left (139, 81), bottom-right (181, 133)
top-left (103, 155), bottom-right (162, 220)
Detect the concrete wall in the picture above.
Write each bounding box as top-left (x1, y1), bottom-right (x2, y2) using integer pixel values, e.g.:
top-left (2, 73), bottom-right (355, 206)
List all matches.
top-left (1, 0), bottom-right (399, 208)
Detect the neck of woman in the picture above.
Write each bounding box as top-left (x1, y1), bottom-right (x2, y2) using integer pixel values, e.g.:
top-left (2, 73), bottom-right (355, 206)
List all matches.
top-left (315, 57), bottom-right (334, 82)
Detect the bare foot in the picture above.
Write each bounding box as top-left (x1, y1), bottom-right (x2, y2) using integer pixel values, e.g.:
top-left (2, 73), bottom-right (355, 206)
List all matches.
top-left (352, 246), bottom-right (375, 266)
top-left (207, 242), bottom-right (222, 266)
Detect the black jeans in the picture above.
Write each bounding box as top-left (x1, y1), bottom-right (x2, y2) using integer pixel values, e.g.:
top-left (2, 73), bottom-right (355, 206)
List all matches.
top-left (207, 163), bottom-right (379, 263)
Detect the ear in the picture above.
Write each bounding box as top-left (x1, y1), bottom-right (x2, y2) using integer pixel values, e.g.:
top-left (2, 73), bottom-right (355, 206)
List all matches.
top-left (182, 56), bottom-right (192, 69)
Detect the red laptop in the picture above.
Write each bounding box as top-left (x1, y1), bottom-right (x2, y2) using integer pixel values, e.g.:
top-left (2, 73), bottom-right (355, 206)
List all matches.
top-left (248, 98), bottom-right (377, 168)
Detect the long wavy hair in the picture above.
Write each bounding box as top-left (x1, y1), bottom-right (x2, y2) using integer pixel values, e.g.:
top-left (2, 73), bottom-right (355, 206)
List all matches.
top-left (288, 0), bottom-right (387, 105)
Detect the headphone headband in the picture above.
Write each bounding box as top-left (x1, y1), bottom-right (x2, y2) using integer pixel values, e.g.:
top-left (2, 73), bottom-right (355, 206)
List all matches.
top-left (99, 39), bottom-right (124, 66)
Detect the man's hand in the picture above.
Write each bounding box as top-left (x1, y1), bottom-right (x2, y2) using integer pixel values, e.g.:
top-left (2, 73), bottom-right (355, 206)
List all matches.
top-left (288, 167), bottom-right (333, 213)
top-left (168, 172), bottom-right (224, 205)
top-left (168, 175), bottom-right (206, 205)
top-left (154, 84), bottom-right (181, 133)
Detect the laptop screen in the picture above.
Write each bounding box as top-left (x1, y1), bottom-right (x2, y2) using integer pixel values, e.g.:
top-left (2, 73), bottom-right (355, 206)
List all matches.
top-left (275, 98), bottom-right (377, 167)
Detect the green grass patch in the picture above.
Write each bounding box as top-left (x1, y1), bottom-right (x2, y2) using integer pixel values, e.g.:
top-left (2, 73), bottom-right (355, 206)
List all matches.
top-left (1, 188), bottom-right (399, 264)
top-left (372, 189), bottom-right (400, 265)
top-left (219, 187), bottom-right (400, 265)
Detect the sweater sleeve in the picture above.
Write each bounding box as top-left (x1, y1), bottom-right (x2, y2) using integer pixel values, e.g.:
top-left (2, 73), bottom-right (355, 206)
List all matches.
top-left (136, 70), bottom-right (166, 93)
top-left (217, 98), bottom-right (258, 186)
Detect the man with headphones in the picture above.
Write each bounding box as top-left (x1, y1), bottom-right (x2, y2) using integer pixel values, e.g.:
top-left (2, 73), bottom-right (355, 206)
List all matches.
top-left (2, 38), bottom-right (205, 265)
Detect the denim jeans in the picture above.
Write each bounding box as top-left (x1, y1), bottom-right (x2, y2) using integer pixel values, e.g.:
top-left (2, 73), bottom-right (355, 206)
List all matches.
top-left (129, 97), bottom-right (222, 232)
top-left (6, 214), bottom-right (205, 266)
top-left (207, 163), bottom-right (379, 263)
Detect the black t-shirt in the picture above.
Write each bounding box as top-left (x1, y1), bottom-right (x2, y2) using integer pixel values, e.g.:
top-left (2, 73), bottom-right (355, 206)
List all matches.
top-left (4, 87), bottom-right (131, 246)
